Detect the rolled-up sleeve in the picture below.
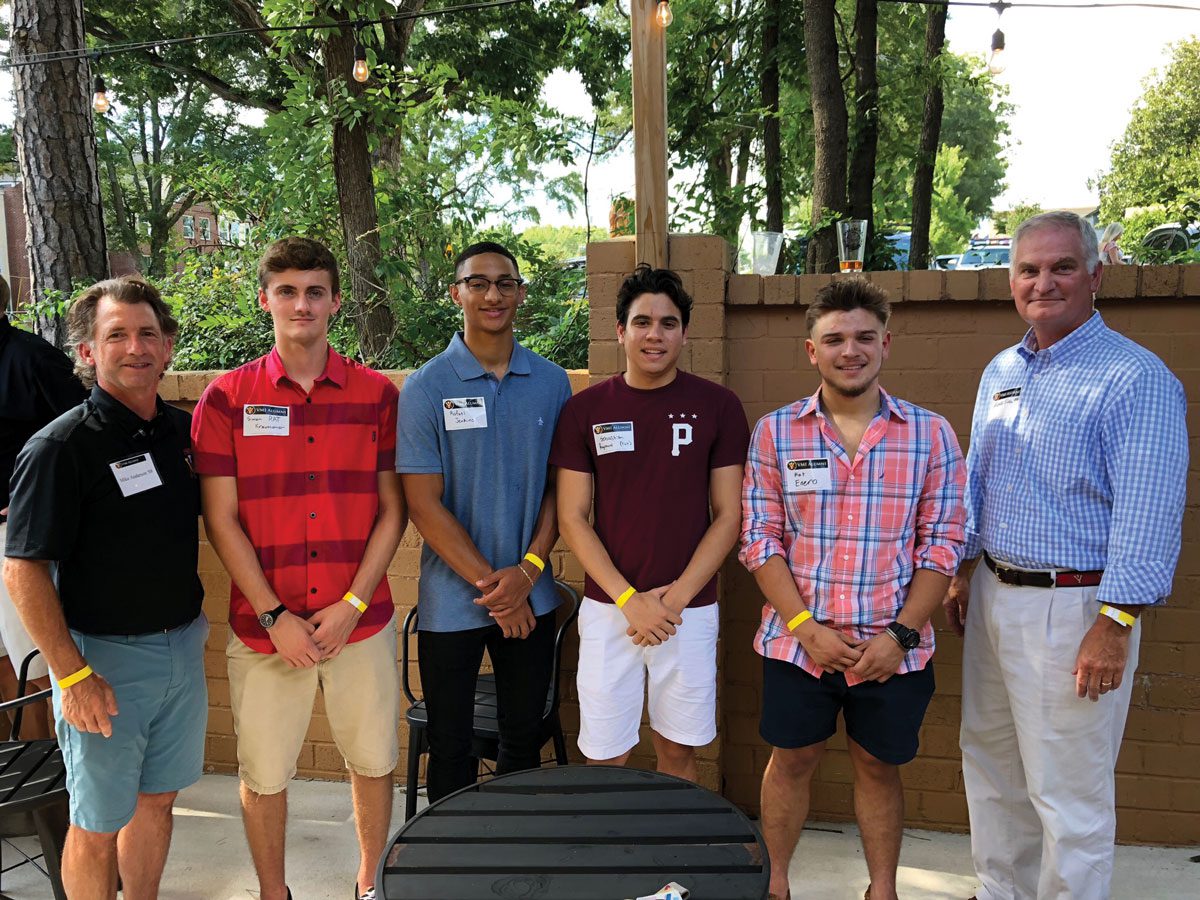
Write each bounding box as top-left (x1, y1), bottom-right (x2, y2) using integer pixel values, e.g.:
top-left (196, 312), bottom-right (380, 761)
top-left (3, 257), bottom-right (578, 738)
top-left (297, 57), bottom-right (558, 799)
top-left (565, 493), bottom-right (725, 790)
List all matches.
top-left (914, 417), bottom-right (967, 575)
top-left (739, 414), bottom-right (786, 572)
top-left (1098, 367), bottom-right (1188, 605)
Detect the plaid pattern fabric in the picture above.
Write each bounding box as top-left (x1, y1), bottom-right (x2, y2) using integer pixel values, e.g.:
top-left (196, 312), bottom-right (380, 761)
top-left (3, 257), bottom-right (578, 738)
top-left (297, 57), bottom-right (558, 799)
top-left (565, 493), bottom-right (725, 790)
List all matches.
top-left (740, 387), bottom-right (966, 685)
top-left (964, 312), bottom-right (1188, 606)
top-left (192, 347), bottom-right (399, 652)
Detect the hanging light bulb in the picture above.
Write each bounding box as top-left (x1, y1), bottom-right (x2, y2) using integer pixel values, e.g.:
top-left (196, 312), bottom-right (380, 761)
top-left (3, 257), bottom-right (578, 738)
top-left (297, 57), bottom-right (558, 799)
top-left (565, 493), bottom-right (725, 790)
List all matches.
top-left (93, 74), bottom-right (111, 114)
top-left (352, 42), bottom-right (370, 83)
top-left (988, 28), bottom-right (1006, 75)
top-left (656, 0), bottom-right (673, 28)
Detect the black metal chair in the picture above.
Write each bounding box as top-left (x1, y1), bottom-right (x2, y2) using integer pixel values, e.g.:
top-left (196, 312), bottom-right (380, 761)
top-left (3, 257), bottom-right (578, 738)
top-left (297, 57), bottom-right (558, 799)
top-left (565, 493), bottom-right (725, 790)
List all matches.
top-left (0, 649), bottom-right (68, 900)
top-left (400, 579), bottom-right (580, 821)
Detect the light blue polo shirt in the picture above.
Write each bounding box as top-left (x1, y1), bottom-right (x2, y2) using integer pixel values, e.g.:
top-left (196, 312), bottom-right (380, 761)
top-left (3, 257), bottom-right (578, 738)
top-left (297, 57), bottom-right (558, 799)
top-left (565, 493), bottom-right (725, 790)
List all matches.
top-left (397, 332), bottom-right (572, 632)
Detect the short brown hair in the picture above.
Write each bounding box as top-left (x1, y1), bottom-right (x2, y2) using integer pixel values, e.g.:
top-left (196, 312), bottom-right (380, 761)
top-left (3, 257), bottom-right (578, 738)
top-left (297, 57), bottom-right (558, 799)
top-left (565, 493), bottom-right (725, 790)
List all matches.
top-left (805, 277), bottom-right (891, 335)
top-left (66, 276), bottom-right (178, 388)
top-left (257, 237), bottom-right (340, 295)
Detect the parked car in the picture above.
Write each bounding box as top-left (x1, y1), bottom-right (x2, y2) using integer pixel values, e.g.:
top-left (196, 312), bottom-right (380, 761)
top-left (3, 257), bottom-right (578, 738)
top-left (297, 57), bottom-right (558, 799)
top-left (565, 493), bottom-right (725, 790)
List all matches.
top-left (933, 254), bottom-right (960, 270)
top-left (1138, 223), bottom-right (1200, 260)
top-left (957, 245), bottom-right (1010, 269)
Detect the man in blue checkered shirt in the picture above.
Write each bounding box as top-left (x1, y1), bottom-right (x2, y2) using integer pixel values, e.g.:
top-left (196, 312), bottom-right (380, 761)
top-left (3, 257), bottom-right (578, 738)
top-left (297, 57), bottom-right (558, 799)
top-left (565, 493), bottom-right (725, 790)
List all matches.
top-left (944, 211), bottom-right (1188, 900)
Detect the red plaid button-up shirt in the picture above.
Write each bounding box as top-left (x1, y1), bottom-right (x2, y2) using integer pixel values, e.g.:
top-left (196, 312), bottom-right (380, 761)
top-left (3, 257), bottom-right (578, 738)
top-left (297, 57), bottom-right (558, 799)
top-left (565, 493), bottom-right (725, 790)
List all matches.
top-left (740, 387), bottom-right (965, 685)
top-left (192, 346), bottom-right (399, 653)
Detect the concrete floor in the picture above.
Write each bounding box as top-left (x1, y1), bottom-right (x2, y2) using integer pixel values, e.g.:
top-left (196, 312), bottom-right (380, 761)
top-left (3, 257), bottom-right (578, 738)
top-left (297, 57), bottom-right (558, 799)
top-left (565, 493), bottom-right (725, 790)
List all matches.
top-left (0, 773), bottom-right (1195, 898)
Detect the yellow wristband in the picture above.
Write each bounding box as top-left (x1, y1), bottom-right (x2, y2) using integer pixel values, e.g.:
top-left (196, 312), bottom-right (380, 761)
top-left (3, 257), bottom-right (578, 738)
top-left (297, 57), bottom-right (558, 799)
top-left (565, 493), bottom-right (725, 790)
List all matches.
top-left (786, 610), bottom-right (813, 632)
top-left (1099, 604), bottom-right (1134, 628)
top-left (58, 665), bottom-right (94, 690)
top-left (522, 552), bottom-right (546, 573)
top-left (343, 591), bottom-right (367, 613)
top-left (616, 586), bottom-right (637, 609)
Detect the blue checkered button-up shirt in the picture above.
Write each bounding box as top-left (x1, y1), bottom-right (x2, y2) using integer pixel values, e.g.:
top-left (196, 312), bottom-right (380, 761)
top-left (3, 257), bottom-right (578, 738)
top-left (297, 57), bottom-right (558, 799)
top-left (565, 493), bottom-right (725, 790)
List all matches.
top-left (964, 312), bottom-right (1188, 605)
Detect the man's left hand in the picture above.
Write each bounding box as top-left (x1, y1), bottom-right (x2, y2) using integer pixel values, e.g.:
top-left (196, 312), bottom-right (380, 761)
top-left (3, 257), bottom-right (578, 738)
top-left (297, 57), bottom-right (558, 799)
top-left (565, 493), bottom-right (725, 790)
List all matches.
top-left (475, 565), bottom-right (535, 616)
top-left (309, 600), bottom-right (361, 659)
top-left (848, 632), bottom-right (907, 683)
top-left (493, 602), bottom-right (536, 640)
top-left (1073, 616), bottom-right (1131, 702)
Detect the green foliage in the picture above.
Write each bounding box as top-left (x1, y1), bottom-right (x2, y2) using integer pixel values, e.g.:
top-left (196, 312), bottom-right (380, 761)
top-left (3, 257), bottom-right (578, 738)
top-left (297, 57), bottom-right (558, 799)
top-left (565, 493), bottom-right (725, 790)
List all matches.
top-left (0, 124), bottom-right (16, 178)
top-left (993, 202), bottom-right (1044, 236)
top-left (520, 225), bottom-right (591, 263)
top-left (929, 146), bottom-right (978, 255)
top-left (1098, 38), bottom-right (1200, 225)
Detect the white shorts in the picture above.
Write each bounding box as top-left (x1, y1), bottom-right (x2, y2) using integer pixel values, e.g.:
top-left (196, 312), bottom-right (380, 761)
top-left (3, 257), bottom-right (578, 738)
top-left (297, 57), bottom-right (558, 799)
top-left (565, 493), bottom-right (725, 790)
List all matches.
top-left (576, 597), bottom-right (718, 760)
top-left (0, 522), bottom-right (50, 680)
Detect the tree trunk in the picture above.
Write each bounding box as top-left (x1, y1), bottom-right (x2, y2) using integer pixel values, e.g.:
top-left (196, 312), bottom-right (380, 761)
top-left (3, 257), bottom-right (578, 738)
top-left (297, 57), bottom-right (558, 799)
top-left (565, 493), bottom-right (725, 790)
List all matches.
top-left (324, 24), bottom-right (395, 365)
top-left (762, 0), bottom-right (783, 271)
top-left (909, 5), bottom-right (948, 271)
top-left (847, 0), bottom-right (879, 260)
top-left (11, 0), bottom-right (109, 346)
top-left (804, 0), bottom-right (848, 274)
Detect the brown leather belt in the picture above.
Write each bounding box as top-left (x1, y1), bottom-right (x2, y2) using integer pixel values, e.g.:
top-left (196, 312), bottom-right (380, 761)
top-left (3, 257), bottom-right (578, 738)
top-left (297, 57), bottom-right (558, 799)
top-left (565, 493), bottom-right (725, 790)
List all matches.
top-left (984, 552), bottom-right (1103, 588)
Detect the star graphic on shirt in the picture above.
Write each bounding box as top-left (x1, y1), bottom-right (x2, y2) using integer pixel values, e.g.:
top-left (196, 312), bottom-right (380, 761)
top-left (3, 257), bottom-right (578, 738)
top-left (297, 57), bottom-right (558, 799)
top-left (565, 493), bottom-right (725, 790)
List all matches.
top-left (668, 413), bottom-right (674, 419)
top-left (691, 414), bottom-right (698, 419)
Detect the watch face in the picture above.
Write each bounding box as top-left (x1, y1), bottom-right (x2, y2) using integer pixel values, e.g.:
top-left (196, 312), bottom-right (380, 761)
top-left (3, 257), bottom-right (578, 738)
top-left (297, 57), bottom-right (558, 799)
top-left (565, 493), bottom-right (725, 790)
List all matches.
top-left (258, 611), bottom-right (275, 629)
top-left (891, 623), bottom-right (921, 649)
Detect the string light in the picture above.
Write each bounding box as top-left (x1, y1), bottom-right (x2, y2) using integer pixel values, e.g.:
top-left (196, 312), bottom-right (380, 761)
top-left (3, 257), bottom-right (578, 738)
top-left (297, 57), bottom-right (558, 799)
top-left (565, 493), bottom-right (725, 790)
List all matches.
top-left (352, 42), bottom-right (369, 82)
top-left (656, 0), bottom-right (674, 27)
top-left (92, 73), bottom-right (110, 114)
top-left (989, 0), bottom-right (1010, 74)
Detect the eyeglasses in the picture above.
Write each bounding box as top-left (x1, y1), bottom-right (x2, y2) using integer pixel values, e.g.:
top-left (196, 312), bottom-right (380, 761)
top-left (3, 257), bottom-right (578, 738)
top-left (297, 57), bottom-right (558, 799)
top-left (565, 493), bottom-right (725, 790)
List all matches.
top-left (452, 276), bottom-right (525, 297)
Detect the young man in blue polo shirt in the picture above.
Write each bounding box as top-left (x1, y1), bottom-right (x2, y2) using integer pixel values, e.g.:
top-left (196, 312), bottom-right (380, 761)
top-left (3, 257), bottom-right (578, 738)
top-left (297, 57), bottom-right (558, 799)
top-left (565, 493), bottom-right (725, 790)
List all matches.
top-left (397, 241), bottom-right (572, 802)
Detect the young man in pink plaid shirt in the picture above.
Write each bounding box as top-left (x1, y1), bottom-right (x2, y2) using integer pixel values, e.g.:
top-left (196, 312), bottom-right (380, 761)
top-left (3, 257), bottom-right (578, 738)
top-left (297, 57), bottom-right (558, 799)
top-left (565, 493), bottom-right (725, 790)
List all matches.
top-left (740, 278), bottom-right (966, 900)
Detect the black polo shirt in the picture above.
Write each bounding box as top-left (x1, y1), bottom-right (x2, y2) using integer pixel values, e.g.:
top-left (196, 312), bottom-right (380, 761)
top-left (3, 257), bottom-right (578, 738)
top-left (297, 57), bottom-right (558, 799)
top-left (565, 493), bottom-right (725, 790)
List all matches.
top-left (4, 386), bottom-right (203, 635)
top-left (0, 315), bottom-right (87, 513)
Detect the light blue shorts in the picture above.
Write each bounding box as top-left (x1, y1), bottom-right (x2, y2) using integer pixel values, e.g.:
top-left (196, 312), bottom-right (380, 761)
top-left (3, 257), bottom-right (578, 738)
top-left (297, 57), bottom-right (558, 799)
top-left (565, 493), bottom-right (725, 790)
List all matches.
top-left (52, 613), bottom-right (209, 833)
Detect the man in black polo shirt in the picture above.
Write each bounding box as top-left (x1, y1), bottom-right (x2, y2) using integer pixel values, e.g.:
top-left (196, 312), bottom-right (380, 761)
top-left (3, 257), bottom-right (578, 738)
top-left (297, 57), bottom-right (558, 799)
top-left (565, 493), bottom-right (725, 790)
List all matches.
top-left (2, 276), bottom-right (206, 900)
top-left (0, 276), bottom-right (86, 737)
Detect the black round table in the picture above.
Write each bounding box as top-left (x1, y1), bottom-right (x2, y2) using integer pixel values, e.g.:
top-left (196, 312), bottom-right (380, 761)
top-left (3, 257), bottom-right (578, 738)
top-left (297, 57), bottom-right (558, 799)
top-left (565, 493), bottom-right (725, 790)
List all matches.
top-left (377, 765), bottom-right (770, 899)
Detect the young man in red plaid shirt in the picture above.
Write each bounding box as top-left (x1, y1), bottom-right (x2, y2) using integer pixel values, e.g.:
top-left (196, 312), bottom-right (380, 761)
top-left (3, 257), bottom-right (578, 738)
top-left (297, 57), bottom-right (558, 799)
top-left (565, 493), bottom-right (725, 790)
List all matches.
top-left (193, 238), bottom-right (405, 900)
top-left (740, 279), bottom-right (966, 900)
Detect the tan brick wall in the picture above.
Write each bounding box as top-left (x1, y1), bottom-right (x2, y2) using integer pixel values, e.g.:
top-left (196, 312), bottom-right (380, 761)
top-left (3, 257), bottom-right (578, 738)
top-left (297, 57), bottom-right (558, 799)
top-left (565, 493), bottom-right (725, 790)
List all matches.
top-left (717, 268), bottom-right (1200, 847)
top-left (167, 243), bottom-right (1200, 845)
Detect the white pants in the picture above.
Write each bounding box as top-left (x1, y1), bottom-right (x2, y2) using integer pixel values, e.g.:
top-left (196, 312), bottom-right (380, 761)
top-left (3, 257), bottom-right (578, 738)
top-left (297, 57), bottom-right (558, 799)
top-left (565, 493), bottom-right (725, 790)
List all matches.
top-left (576, 598), bottom-right (718, 760)
top-left (961, 564), bottom-right (1139, 900)
top-left (0, 522), bottom-right (49, 680)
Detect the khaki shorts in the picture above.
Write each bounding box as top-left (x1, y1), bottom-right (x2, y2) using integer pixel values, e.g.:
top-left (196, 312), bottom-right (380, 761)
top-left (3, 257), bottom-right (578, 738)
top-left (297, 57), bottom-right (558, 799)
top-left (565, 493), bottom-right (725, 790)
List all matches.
top-left (227, 614), bottom-right (400, 794)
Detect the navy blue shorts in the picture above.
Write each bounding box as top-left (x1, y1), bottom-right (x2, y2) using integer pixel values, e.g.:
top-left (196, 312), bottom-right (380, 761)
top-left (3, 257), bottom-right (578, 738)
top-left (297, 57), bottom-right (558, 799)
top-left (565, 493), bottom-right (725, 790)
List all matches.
top-left (760, 657), bottom-right (935, 765)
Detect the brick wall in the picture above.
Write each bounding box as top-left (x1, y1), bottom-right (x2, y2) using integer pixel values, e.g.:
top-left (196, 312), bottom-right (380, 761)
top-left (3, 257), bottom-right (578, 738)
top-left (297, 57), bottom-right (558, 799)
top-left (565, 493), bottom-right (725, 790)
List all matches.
top-left (167, 238), bottom-right (1199, 845)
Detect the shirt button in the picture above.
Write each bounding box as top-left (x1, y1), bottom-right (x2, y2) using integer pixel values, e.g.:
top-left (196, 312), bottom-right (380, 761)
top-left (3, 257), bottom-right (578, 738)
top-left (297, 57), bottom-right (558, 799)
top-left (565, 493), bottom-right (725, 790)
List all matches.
top-left (309, 512), bottom-right (317, 519)
top-left (840, 594), bottom-right (846, 599)
top-left (308, 473), bottom-right (316, 481)
top-left (843, 555), bottom-right (849, 560)
top-left (310, 551), bottom-right (318, 558)
top-left (847, 514), bottom-right (853, 520)
top-left (306, 397), bottom-right (313, 404)
top-left (307, 436), bottom-right (315, 444)
top-left (310, 587), bottom-right (317, 594)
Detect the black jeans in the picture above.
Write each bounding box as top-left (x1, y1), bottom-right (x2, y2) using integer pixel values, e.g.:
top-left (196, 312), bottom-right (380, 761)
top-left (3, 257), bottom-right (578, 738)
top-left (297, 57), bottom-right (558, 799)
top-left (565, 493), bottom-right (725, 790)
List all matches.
top-left (418, 610), bottom-right (556, 802)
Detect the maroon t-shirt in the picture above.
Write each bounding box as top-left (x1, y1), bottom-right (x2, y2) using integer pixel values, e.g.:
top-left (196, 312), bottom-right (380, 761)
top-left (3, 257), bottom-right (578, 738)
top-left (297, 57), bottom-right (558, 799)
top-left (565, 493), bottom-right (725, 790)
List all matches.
top-left (550, 371), bottom-right (750, 607)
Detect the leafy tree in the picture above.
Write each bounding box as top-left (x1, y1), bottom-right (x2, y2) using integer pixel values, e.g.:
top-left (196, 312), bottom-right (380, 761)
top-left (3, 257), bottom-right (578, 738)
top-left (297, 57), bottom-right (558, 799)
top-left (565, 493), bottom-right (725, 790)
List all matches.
top-left (993, 202), bottom-right (1043, 236)
top-left (929, 146), bottom-right (977, 255)
top-left (1097, 37), bottom-right (1200, 224)
top-left (520, 225), bottom-right (592, 261)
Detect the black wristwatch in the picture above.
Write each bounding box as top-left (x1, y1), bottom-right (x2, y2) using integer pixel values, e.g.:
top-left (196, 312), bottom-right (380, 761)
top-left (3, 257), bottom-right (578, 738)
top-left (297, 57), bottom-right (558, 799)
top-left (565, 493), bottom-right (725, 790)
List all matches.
top-left (258, 604), bottom-right (289, 629)
top-left (885, 621), bottom-right (921, 651)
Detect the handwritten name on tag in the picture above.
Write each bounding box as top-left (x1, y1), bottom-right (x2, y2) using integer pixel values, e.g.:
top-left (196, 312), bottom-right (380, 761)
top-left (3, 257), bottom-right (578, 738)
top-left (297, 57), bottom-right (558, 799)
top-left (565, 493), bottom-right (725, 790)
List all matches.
top-left (243, 404), bottom-right (290, 436)
top-left (785, 457), bottom-right (832, 493)
top-left (593, 421), bottom-right (635, 456)
top-left (443, 397), bottom-right (488, 431)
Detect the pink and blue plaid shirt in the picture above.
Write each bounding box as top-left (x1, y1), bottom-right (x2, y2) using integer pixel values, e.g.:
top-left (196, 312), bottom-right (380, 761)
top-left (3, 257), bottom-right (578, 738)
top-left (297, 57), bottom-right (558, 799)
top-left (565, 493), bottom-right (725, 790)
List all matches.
top-left (740, 386), bottom-right (966, 685)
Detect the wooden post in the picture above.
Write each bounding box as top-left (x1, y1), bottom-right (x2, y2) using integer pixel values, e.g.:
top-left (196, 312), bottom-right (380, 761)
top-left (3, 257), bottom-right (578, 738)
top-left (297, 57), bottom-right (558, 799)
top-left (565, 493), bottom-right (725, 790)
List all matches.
top-left (631, 0), bottom-right (668, 269)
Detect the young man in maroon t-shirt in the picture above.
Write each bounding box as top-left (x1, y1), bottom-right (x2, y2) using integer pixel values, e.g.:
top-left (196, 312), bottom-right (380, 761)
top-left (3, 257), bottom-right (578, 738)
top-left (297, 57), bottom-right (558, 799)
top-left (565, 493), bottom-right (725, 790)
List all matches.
top-left (552, 265), bottom-right (749, 780)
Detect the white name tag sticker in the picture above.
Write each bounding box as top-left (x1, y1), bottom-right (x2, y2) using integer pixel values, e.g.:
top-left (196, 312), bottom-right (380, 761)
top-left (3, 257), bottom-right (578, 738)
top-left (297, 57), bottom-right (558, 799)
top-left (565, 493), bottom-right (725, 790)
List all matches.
top-left (988, 386), bottom-right (1021, 422)
top-left (992, 386), bottom-right (1021, 407)
top-left (109, 453), bottom-right (163, 497)
top-left (243, 404), bottom-right (290, 436)
top-left (593, 421), bottom-right (635, 456)
top-left (443, 397), bottom-right (488, 431)
top-left (785, 458), bottom-right (832, 493)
